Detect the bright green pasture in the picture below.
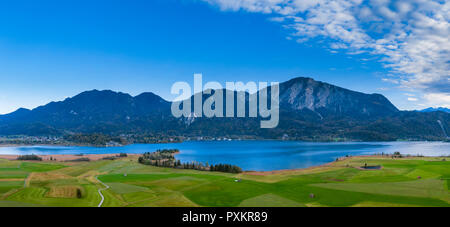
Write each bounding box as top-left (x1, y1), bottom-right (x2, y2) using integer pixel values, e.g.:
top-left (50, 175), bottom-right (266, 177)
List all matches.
top-left (239, 194), bottom-right (304, 207)
top-left (0, 156), bottom-right (448, 207)
top-left (0, 181), bottom-right (24, 196)
top-left (6, 185), bottom-right (101, 207)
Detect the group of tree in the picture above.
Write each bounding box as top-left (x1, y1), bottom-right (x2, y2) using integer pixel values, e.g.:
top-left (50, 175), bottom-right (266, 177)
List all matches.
top-left (210, 163), bottom-right (242, 173)
top-left (125, 134), bottom-right (183, 144)
top-left (17, 154), bottom-right (42, 161)
top-left (76, 188), bottom-right (82, 199)
top-left (102, 153), bottom-right (128, 160)
top-left (66, 157), bottom-right (90, 162)
top-left (138, 149), bottom-right (242, 174)
top-left (64, 133), bottom-right (126, 146)
top-left (139, 149), bottom-right (179, 161)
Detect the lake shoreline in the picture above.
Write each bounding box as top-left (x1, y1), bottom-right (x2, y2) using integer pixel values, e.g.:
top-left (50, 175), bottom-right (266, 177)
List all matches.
top-left (1, 141), bottom-right (449, 172)
top-left (1, 153), bottom-right (447, 174)
top-left (0, 139), bottom-right (447, 148)
top-left (0, 143), bottom-right (124, 148)
top-left (0, 153), bottom-right (141, 162)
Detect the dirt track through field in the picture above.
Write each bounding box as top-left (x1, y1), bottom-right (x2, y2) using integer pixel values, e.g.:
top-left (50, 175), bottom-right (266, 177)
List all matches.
top-left (95, 176), bottom-right (110, 207)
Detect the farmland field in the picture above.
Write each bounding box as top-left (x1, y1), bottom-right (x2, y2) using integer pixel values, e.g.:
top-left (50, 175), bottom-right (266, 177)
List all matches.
top-left (0, 156), bottom-right (448, 207)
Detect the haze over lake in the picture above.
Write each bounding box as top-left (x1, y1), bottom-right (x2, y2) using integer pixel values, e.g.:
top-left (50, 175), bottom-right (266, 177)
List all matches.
top-left (1, 141), bottom-right (449, 171)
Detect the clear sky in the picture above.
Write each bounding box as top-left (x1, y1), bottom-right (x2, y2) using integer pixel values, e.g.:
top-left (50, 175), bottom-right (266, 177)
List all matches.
top-left (0, 0), bottom-right (448, 114)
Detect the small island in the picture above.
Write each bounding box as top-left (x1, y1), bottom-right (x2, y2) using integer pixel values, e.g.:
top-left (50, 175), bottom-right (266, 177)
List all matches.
top-left (138, 149), bottom-right (243, 174)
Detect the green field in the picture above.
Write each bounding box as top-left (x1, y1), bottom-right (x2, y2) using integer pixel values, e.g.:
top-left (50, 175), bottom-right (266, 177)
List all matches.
top-left (0, 156), bottom-right (448, 207)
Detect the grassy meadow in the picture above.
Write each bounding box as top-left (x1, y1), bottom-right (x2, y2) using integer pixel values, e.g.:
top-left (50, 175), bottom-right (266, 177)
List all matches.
top-left (0, 155), bottom-right (448, 207)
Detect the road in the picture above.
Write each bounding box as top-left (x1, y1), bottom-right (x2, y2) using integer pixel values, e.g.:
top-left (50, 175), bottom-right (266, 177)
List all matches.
top-left (95, 176), bottom-right (110, 207)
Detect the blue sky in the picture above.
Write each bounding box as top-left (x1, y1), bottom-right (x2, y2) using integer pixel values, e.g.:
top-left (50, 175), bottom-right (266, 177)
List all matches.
top-left (0, 0), bottom-right (448, 114)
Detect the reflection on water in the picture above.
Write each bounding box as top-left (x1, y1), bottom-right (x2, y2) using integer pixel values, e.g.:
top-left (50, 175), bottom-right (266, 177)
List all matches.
top-left (0, 141), bottom-right (449, 171)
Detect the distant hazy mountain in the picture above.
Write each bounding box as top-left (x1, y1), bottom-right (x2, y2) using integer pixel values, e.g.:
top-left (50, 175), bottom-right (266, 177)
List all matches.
top-left (420, 107), bottom-right (450, 113)
top-left (0, 77), bottom-right (448, 141)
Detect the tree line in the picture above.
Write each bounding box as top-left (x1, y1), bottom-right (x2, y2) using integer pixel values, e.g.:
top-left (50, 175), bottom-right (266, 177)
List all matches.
top-left (64, 134), bottom-right (125, 146)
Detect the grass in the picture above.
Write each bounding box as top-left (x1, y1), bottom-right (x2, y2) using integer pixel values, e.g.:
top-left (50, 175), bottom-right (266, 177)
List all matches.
top-left (313, 179), bottom-right (449, 202)
top-left (239, 194), bottom-right (305, 207)
top-left (107, 182), bottom-right (149, 194)
top-left (19, 162), bottom-right (66, 172)
top-left (0, 156), bottom-right (448, 207)
top-left (0, 181), bottom-right (24, 195)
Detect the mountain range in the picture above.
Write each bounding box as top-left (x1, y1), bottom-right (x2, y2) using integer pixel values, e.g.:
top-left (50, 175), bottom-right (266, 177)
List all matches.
top-left (420, 107), bottom-right (450, 113)
top-left (0, 77), bottom-right (449, 142)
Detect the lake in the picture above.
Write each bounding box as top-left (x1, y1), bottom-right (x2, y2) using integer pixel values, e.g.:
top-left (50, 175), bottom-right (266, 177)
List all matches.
top-left (0, 141), bottom-right (449, 171)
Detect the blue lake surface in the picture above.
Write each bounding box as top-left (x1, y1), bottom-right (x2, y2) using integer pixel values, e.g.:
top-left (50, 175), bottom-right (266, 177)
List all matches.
top-left (0, 141), bottom-right (449, 171)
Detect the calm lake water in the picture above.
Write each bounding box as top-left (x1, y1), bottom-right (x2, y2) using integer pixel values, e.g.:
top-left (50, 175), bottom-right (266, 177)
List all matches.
top-left (0, 141), bottom-right (449, 171)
